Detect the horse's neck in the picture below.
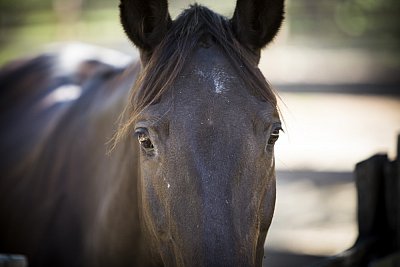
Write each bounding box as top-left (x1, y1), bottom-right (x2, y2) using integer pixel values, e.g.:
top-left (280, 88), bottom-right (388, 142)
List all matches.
top-left (78, 63), bottom-right (148, 265)
top-left (39, 61), bottom-right (147, 265)
top-left (85, 63), bottom-right (160, 267)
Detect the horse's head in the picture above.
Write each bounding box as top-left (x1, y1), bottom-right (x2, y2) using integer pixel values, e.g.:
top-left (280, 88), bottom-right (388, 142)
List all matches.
top-left (119, 1), bottom-right (284, 266)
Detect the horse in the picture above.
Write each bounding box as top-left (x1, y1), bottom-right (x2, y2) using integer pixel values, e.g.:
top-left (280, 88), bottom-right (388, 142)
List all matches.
top-left (0, 0), bottom-right (284, 266)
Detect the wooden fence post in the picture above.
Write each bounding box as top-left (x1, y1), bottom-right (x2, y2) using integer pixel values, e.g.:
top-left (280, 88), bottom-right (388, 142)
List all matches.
top-left (396, 134), bottom-right (400, 251)
top-left (313, 134), bottom-right (400, 267)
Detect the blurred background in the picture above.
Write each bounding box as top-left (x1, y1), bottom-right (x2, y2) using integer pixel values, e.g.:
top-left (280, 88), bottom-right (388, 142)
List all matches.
top-left (1, 0), bottom-right (399, 266)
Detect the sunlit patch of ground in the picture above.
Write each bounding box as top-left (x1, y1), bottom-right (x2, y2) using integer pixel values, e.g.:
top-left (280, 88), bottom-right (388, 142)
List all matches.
top-left (275, 92), bottom-right (400, 171)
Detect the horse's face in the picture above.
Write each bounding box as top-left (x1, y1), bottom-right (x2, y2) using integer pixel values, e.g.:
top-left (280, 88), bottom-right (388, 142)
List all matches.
top-left (119, 0), bottom-right (284, 266)
top-left (135, 44), bottom-right (280, 266)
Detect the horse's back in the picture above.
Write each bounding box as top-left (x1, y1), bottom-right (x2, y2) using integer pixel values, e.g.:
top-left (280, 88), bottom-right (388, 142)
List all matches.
top-left (0, 43), bottom-right (135, 170)
top-left (0, 43), bottom-right (141, 267)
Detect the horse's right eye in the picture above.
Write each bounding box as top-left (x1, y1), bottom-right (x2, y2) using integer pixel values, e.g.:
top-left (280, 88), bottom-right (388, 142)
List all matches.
top-left (135, 128), bottom-right (154, 152)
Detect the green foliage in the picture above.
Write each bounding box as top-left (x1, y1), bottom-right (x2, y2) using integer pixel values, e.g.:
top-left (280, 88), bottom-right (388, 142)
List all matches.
top-left (0, 0), bottom-right (398, 64)
top-left (287, 0), bottom-right (400, 48)
top-left (0, 0), bottom-right (52, 12)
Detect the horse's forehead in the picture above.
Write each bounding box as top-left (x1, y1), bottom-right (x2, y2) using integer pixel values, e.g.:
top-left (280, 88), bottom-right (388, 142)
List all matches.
top-left (170, 45), bottom-right (257, 115)
top-left (187, 46), bottom-right (239, 95)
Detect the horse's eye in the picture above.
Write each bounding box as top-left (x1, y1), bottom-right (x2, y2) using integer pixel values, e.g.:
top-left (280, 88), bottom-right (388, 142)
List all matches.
top-left (135, 128), bottom-right (154, 151)
top-left (268, 127), bottom-right (281, 145)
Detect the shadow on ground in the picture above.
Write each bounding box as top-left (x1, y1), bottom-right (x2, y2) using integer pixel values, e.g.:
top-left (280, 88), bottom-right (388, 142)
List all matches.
top-left (264, 248), bottom-right (325, 267)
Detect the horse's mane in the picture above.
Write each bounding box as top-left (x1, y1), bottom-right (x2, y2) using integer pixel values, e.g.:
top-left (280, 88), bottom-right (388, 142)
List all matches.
top-left (115, 4), bottom-right (277, 142)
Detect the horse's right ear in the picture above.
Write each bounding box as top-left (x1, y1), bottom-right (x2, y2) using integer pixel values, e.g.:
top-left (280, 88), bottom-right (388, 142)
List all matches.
top-left (119, 0), bottom-right (172, 52)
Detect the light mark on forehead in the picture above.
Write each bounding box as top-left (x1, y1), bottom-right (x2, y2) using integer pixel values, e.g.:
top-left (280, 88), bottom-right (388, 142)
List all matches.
top-left (211, 68), bottom-right (225, 94)
top-left (194, 66), bottom-right (233, 94)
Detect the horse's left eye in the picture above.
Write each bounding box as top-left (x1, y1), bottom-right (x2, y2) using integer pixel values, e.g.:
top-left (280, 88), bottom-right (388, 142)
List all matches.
top-left (135, 128), bottom-right (154, 151)
top-left (268, 127), bottom-right (281, 145)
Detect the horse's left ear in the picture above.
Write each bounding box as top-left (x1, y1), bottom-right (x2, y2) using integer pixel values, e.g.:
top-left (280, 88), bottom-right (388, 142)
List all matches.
top-left (119, 0), bottom-right (172, 52)
top-left (231, 0), bottom-right (285, 50)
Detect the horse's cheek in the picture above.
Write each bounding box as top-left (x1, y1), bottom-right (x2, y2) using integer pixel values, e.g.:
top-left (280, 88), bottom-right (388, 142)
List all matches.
top-left (260, 173), bottom-right (276, 233)
top-left (140, 162), bottom-right (168, 238)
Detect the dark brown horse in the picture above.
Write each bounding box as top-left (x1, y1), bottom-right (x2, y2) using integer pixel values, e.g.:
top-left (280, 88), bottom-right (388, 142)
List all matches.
top-left (0, 0), bottom-right (284, 266)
